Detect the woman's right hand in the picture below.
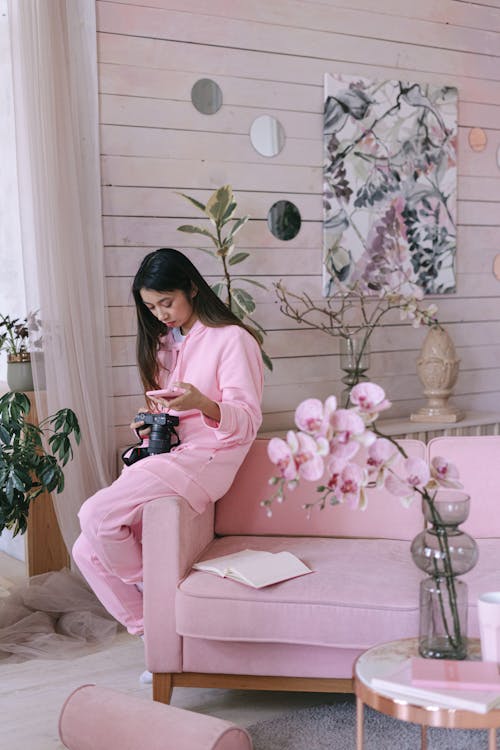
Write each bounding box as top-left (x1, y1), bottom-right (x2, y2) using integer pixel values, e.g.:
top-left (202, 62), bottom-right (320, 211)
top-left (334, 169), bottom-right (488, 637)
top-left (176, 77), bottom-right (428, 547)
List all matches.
top-left (130, 412), bottom-right (151, 436)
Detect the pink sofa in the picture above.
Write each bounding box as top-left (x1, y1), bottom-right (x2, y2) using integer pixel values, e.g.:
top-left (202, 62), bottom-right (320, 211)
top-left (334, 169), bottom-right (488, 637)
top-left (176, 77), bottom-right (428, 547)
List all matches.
top-left (142, 435), bottom-right (500, 703)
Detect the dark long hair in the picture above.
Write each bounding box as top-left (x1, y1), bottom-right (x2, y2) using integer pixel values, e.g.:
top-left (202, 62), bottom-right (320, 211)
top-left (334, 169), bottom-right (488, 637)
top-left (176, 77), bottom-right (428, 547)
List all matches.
top-left (132, 248), bottom-right (258, 390)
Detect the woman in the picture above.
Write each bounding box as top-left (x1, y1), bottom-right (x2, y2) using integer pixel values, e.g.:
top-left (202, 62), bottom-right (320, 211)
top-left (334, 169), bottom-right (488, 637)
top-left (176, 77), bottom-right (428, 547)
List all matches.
top-left (72, 248), bottom-right (263, 642)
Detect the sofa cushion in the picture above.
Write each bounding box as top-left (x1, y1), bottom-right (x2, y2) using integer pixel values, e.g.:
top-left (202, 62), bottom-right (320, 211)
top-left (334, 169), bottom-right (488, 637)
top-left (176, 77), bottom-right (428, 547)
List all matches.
top-left (177, 535), bottom-right (422, 649)
top-left (214, 439), bottom-right (426, 540)
top-left (177, 537), bottom-right (500, 650)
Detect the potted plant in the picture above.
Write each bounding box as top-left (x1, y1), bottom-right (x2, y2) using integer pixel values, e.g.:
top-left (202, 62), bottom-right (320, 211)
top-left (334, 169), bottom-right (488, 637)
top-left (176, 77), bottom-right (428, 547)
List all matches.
top-left (0, 391), bottom-right (81, 536)
top-left (0, 312), bottom-right (41, 392)
top-left (177, 185), bottom-right (272, 370)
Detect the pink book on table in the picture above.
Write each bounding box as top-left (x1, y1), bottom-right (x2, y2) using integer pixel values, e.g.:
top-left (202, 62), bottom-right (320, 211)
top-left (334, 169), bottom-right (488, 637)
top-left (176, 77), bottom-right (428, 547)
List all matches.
top-left (411, 657), bottom-right (500, 691)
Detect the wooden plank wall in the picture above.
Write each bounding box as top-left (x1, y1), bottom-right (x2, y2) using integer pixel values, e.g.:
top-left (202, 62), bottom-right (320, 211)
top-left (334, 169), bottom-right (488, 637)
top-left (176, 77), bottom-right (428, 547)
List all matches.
top-left (96, 0), bottom-right (500, 447)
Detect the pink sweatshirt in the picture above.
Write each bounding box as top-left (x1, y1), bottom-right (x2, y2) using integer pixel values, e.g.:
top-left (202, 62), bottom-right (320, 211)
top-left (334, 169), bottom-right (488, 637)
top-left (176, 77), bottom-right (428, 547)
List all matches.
top-left (135, 321), bottom-right (263, 513)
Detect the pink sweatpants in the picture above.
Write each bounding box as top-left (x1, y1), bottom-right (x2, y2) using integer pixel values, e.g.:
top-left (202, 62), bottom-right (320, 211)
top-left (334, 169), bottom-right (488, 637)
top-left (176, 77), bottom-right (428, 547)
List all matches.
top-left (72, 465), bottom-right (182, 635)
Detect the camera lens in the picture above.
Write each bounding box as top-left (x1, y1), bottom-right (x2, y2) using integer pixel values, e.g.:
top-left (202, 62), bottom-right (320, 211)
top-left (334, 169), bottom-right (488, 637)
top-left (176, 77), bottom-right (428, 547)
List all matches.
top-left (148, 423), bottom-right (172, 455)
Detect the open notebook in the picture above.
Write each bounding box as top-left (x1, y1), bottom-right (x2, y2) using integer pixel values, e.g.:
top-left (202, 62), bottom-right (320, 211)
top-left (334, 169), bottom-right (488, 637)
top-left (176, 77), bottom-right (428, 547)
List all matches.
top-left (192, 549), bottom-right (313, 589)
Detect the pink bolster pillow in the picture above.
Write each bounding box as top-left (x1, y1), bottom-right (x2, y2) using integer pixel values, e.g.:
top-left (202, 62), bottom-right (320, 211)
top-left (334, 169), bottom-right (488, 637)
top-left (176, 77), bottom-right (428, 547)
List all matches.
top-left (59, 685), bottom-right (253, 750)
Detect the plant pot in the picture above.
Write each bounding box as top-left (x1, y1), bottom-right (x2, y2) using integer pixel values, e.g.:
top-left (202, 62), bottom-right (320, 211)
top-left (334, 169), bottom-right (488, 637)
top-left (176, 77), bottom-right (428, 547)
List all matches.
top-left (7, 353), bottom-right (34, 392)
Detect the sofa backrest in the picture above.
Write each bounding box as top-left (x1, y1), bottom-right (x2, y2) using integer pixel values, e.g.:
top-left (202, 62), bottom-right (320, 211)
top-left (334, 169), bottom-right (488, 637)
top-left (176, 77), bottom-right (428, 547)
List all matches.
top-left (427, 435), bottom-right (500, 539)
top-left (215, 437), bottom-right (426, 541)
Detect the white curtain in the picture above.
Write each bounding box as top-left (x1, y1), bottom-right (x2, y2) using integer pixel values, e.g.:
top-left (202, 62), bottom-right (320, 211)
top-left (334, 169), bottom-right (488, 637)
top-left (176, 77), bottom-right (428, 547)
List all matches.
top-left (8, 0), bottom-right (115, 555)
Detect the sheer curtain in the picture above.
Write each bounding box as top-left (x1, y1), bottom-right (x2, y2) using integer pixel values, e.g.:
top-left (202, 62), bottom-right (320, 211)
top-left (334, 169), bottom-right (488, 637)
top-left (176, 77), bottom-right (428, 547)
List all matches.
top-left (8, 0), bottom-right (115, 555)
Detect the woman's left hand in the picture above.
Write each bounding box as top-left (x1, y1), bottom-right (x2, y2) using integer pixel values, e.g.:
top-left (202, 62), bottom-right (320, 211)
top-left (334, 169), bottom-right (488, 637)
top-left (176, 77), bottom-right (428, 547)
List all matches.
top-left (150, 381), bottom-right (221, 422)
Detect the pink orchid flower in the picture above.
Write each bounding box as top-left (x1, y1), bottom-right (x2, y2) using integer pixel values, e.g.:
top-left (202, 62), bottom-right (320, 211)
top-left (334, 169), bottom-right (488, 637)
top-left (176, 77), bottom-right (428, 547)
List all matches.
top-left (267, 436), bottom-right (298, 482)
top-left (294, 432), bottom-right (326, 481)
top-left (330, 409), bottom-right (365, 444)
top-left (367, 438), bottom-right (401, 485)
top-left (336, 463), bottom-right (366, 510)
top-left (404, 457), bottom-right (431, 488)
top-left (385, 457), bottom-right (431, 507)
top-left (430, 456), bottom-right (462, 489)
top-left (329, 440), bottom-right (361, 465)
top-left (294, 398), bottom-right (324, 435)
top-left (384, 473), bottom-right (419, 507)
top-left (324, 395), bottom-right (338, 423)
top-left (294, 396), bottom-right (337, 437)
top-left (350, 382), bottom-right (391, 417)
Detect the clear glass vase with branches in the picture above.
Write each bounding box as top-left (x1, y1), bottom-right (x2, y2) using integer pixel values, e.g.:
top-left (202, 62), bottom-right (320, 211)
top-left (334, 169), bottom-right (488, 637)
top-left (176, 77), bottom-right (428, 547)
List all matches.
top-left (275, 276), bottom-right (439, 404)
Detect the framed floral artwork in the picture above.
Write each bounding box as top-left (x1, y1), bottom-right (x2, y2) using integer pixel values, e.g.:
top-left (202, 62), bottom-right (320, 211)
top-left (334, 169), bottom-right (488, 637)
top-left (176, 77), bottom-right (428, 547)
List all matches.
top-left (323, 73), bottom-right (458, 297)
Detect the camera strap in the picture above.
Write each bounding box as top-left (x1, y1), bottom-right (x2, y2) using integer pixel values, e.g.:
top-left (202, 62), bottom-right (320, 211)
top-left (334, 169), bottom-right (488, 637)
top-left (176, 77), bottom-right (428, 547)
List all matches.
top-left (121, 424), bottom-right (181, 467)
top-left (121, 443), bottom-right (149, 466)
top-left (168, 425), bottom-right (181, 450)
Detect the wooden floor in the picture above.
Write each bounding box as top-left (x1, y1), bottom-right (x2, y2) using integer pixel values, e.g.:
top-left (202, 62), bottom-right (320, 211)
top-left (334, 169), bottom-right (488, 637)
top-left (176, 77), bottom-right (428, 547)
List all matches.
top-left (0, 553), bottom-right (342, 749)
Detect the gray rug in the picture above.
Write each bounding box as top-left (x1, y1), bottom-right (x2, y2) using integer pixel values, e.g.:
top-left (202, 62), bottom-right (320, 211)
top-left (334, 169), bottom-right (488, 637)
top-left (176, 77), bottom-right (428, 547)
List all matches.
top-left (247, 696), bottom-right (499, 749)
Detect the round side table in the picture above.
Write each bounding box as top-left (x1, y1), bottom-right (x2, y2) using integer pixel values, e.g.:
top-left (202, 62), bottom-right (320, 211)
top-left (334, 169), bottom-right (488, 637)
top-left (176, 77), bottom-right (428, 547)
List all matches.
top-left (354, 638), bottom-right (500, 750)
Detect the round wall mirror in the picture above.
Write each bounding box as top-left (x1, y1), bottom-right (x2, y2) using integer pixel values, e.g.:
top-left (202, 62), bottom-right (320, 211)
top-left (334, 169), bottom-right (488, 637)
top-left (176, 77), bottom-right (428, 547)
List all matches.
top-left (267, 200), bottom-right (301, 241)
top-left (468, 127), bottom-right (487, 152)
top-left (250, 115), bottom-right (286, 157)
top-left (191, 79), bottom-right (223, 115)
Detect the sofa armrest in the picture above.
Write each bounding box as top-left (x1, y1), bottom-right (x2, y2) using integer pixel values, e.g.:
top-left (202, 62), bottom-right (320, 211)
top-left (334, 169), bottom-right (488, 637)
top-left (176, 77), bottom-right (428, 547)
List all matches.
top-left (142, 496), bottom-right (215, 673)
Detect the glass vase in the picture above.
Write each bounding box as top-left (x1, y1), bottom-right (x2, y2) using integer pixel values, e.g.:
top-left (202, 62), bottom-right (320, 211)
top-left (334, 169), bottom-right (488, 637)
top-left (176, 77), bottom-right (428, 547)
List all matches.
top-left (410, 490), bottom-right (478, 660)
top-left (339, 332), bottom-right (370, 407)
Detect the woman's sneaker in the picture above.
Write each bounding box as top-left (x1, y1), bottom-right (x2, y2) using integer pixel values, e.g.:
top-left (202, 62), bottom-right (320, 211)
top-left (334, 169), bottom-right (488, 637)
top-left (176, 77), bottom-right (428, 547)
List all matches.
top-left (139, 670), bottom-right (152, 684)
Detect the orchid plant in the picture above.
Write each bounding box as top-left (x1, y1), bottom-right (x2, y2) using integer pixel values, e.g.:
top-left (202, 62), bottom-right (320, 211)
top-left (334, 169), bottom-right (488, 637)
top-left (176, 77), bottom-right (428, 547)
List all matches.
top-left (263, 381), bottom-right (465, 656)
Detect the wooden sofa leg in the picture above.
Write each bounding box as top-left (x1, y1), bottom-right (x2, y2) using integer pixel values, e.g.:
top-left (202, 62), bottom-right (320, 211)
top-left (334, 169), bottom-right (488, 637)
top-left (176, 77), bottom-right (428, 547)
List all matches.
top-left (153, 673), bottom-right (173, 704)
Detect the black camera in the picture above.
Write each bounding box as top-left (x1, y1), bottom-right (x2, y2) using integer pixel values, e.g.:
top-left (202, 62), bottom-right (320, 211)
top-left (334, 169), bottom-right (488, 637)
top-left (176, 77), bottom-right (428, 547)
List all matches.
top-left (135, 412), bottom-right (180, 455)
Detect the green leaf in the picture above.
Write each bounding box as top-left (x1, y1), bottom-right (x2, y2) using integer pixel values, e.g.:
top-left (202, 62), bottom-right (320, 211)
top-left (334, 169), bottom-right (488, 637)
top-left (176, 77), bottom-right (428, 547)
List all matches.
top-left (177, 225), bottom-right (219, 247)
top-left (220, 201), bottom-right (237, 225)
top-left (228, 252), bottom-right (250, 266)
top-left (13, 467), bottom-right (32, 489)
top-left (9, 469), bottom-right (26, 494)
top-left (53, 410), bottom-right (65, 432)
top-left (11, 515), bottom-right (27, 537)
top-left (5, 476), bottom-right (15, 503)
top-left (205, 185), bottom-right (233, 224)
top-left (229, 299), bottom-right (245, 320)
top-left (261, 349), bottom-right (273, 371)
top-left (195, 246), bottom-right (217, 258)
top-left (234, 276), bottom-right (268, 290)
top-left (13, 392), bottom-right (31, 415)
top-left (39, 463), bottom-right (56, 488)
top-left (175, 191), bottom-right (206, 213)
top-left (210, 282), bottom-right (226, 300)
top-left (232, 288), bottom-right (256, 315)
top-left (245, 324), bottom-right (264, 345)
top-left (48, 433), bottom-right (63, 453)
top-left (226, 215), bottom-right (249, 240)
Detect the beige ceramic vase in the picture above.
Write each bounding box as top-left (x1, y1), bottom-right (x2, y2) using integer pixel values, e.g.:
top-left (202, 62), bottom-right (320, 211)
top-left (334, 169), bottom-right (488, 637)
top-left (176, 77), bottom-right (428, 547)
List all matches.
top-left (411, 326), bottom-right (464, 423)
